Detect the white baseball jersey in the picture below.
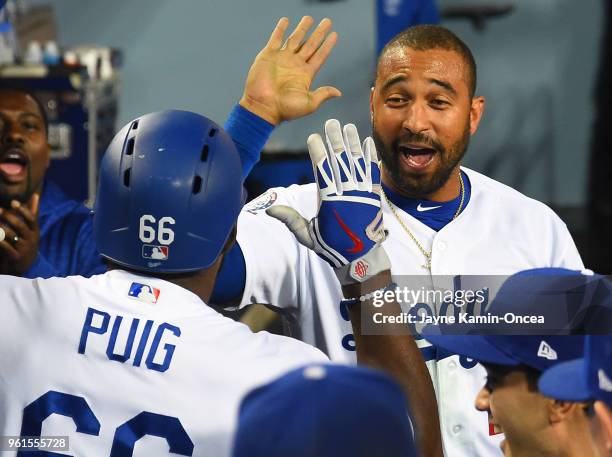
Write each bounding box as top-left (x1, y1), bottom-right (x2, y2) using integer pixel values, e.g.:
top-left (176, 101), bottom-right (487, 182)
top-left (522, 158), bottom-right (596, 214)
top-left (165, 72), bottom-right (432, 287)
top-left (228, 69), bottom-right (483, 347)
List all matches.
top-left (0, 270), bottom-right (327, 456)
top-left (236, 167), bottom-right (583, 457)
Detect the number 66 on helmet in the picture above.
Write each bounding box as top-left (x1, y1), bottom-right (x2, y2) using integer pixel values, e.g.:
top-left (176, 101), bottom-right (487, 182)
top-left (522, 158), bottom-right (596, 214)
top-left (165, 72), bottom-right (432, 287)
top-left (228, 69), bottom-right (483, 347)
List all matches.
top-left (93, 110), bottom-right (244, 273)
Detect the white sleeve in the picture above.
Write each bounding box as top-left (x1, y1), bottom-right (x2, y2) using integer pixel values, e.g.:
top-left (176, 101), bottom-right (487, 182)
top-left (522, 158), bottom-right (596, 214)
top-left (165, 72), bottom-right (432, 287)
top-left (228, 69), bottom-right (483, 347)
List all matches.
top-left (0, 276), bottom-right (49, 367)
top-left (550, 217), bottom-right (584, 270)
top-left (237, 185), bottom-right (318, 310)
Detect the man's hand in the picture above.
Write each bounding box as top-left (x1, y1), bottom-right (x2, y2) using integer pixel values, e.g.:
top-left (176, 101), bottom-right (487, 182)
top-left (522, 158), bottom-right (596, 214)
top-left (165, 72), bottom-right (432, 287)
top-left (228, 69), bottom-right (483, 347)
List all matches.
top-left (0, 194), bottom-right (40, 275)
top-left (240, 16), bottom-right (341, 125)
top-left (267, 119), bottom-right (388, 285)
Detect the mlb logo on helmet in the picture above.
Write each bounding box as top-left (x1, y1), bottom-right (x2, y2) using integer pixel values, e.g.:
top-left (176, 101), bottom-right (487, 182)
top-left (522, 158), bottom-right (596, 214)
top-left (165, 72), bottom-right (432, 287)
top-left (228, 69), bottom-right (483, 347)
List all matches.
top-left (142, 245), bottom-right (169, 260)
top-left (128, 282), bottom-right (161, 304)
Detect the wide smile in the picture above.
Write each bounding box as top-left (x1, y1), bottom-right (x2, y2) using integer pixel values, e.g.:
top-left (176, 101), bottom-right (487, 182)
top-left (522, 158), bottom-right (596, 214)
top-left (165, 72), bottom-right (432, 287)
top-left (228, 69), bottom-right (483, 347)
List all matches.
top-left (0, 148), bottom-right (28, 184)
top-left (398, 144), bottom-right (438, 173)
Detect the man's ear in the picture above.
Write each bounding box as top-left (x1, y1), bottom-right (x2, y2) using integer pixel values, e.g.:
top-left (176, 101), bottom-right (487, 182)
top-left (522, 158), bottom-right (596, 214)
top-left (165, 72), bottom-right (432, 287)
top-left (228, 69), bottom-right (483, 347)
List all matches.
top-left (222, 225), bottom-right (237, 255)
top-left (43, 134), bottom-right (52, 170)
top-left (469, 96), bottom-right (485, 135)
top-left (548, 399), bottom-right (585, 424)
top-left (369, 86), bottom-right (375, 122)
top-left (595, 402), bottom-right (612, 452)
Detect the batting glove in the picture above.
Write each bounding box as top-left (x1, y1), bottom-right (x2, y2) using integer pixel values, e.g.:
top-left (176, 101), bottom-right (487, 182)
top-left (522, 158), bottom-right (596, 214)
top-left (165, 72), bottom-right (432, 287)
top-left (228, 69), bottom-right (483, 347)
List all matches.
top-left (267, 119), bottom-right (390, 284)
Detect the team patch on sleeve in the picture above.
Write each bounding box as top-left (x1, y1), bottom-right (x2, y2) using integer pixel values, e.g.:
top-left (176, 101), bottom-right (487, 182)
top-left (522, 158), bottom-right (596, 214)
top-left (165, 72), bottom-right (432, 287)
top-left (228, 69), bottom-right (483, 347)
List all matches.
top-left (244, 190), bottom-right (277, 214)
top-left (128, 282), bottom-right (161, 303)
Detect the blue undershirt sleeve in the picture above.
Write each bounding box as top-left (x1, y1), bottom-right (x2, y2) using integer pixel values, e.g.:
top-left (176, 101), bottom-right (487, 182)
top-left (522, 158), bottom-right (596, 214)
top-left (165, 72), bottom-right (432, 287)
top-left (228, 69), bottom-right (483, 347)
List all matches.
top-left (75, 217), bottom-right (107, 277)
top-left (23, 253), bottom-right (60, 279)
top-left (224, 104), bottom-right (275, 180)
top-left (211, 241), bottom-right (247, 305)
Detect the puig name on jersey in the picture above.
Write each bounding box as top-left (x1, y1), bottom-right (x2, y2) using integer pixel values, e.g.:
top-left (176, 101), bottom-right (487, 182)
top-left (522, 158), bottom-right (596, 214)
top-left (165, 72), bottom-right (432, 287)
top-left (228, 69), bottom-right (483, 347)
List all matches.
top-left (79, 307), bottom-right (181, 372)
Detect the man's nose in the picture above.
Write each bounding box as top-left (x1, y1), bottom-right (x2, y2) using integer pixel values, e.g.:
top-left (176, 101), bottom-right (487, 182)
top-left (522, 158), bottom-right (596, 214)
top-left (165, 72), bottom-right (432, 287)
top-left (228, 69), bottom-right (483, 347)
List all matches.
top-left (1, 122), bottom-right (25, 146)
top-left (402, 102), bottom-right (431, 135)
top-left (475, 386), bottom-right (491, 412)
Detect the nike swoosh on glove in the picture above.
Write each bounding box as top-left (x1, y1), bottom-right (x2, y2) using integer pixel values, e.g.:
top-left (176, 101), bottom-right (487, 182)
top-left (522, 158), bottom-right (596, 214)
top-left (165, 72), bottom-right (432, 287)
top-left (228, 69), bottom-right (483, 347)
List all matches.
top-left (267, 119), bottom-right (390, 284)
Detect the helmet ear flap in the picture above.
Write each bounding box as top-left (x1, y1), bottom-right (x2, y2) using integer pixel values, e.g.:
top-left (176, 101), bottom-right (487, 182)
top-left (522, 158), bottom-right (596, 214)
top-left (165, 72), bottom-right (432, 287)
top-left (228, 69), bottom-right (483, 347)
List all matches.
top-left (94, 110), bottom-right (243, 274)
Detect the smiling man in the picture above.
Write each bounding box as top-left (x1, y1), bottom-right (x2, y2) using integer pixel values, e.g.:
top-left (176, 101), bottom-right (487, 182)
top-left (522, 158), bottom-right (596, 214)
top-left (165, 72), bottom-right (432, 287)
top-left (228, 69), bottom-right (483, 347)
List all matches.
top-left (0, 88), bottom-right (105, 277)
top-left (426, 335), bottom-right (600, 457)
top-left (539, 335), bottom-right (612, 456)
top-left (371, 33), bottom-right (482, 208)
top-left (211, 23), bottom-right (585, 457)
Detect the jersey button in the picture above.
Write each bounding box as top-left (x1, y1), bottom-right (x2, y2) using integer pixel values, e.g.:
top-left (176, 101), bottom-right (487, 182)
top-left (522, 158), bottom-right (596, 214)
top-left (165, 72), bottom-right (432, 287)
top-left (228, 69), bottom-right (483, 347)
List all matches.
top-left (452, 424), bottom-right (463, 434)
top-left (437, 241), bottom-right (447, 251)
top-left (448, 360), bottom-right (457, 370)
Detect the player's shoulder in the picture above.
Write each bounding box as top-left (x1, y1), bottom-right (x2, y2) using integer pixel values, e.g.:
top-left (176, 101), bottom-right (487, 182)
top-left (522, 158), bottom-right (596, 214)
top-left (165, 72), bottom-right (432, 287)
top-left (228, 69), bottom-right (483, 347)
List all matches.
top-left (250, 329), bottom-right (329, 363)
top-left (242, 183), bottom-right (318, 217)
top-left (0, 274), bottom-right (88, 313)
top-left (199, 310), bottom-right (328, 364)
top-left (465, 167), bottom-right (563, 223)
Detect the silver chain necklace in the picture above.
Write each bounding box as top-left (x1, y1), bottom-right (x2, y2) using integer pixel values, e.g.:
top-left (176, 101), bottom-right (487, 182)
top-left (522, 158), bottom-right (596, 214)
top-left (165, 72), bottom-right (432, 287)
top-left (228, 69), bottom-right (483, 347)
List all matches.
top-left (381, 172), bottom-right (465, 271)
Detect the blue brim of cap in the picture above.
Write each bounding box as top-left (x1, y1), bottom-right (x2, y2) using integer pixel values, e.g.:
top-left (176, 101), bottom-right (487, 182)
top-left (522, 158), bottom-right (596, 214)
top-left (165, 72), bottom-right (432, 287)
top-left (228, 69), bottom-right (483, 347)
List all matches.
top-left (425, 335), bottom-right (521, 366)
top-left (538, 359), bottom-right (590, 401)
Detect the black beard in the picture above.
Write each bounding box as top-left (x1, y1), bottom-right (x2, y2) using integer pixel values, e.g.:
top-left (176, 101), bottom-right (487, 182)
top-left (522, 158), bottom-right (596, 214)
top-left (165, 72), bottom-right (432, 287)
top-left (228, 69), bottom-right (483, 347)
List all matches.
top-left (0, 190), bottom-right (30, 208)
top-left (373, 127), bottom-right (470, 197)
top-left (0, 163), bottom-right (33, 208)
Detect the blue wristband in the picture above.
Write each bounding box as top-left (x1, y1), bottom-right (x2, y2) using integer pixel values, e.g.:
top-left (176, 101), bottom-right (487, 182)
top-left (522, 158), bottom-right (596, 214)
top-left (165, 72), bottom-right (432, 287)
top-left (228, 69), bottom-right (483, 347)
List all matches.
top-left (224, 104), bottom-right (275, 179)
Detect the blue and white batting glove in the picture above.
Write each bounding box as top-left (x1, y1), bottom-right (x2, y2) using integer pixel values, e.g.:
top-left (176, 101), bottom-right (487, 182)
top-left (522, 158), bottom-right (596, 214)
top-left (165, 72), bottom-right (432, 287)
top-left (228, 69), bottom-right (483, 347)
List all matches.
top-left (267, 119), bottom-right (390, 284)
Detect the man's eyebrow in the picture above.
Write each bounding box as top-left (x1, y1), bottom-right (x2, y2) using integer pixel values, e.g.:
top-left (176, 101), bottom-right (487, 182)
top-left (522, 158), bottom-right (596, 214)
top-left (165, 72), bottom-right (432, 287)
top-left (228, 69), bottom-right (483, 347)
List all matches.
top-left (380, 75), bottom-right (408, 93)
top-left (428, 77), bottom-right (457, 96)
top-left (19, 111), bottom-right (43, 121)
top-left (380, 75), bottom-right (459, 97)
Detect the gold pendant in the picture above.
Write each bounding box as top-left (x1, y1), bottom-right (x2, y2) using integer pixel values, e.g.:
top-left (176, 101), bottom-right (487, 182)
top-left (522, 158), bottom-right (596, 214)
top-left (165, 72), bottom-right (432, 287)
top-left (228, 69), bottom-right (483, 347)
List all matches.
top-left (422, 257), bottom-right (431, 271)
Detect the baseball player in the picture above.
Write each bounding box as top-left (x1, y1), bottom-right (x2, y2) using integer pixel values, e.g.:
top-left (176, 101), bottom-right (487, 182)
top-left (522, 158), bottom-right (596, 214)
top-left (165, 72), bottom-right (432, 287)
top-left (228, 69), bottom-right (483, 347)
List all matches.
top-left (0, 110), bottom-right (330, 457)
top-left (233, 364), bottom-right (418, 457)
top-left (427, 333), bottom-right (597, 457)
top-left (425, 267), bottom-right (612, 457)
top-left (539, 335), bottom-right (612, 456)
top-left (0, 109), bottom-right (436, 456)
top-left (212, 23), bottom-right (584, 457)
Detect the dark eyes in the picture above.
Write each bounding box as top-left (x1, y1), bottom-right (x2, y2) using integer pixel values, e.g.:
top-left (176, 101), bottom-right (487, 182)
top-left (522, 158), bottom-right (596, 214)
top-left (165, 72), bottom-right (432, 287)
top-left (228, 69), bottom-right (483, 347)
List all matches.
top-left (384, 97), bottom-right (450, 109)
top-left (430, 99), bottom-right (450, 108)
top-left (484, 375), bottom-right (504, 392)
top-left (386, 97), bottom-right (407, 105)
top-left (23, 121), bottom-right (40, 131)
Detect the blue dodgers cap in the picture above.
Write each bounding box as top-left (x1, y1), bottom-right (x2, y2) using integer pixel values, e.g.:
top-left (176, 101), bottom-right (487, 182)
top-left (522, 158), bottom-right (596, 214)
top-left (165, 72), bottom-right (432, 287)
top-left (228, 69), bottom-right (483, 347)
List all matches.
top-left (423, 268), bottom-right (612, 335)
top-left (483, 268), bottom-right (612, 334)
top-left (232, 364), bottom-right (417, 457)
top-left (425, 335), bottom-right (585, 372)
top-left (539, 335), bottom-right (612, 406)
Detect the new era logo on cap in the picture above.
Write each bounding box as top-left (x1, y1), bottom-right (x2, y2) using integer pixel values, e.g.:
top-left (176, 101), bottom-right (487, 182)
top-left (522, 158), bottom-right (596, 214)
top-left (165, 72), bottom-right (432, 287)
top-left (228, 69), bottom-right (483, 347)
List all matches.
top-left (599, 369), bottom-right (612, 392)
top-left (537, 340), bottom-right (558, 361)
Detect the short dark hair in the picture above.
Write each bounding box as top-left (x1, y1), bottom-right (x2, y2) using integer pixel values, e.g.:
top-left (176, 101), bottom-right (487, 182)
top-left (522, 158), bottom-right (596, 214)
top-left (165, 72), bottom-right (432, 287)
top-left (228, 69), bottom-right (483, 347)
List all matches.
top-left (378, 25), bottom-right (477, 97)
top-left (0, 86), bottom-right (49, 137)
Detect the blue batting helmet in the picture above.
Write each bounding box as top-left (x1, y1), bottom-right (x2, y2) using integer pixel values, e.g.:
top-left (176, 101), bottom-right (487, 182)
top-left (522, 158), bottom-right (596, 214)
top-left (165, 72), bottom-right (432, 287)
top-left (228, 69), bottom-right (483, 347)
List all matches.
top-left (94, 110), bottom-right (243, 273)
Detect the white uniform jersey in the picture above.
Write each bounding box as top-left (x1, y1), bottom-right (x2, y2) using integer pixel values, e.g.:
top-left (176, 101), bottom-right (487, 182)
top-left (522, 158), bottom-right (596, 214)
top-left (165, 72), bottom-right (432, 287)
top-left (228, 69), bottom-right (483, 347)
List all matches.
top-left (0, 270), bottom-right (327, 457)
top-left (236, 167), bottom-right (584, 457)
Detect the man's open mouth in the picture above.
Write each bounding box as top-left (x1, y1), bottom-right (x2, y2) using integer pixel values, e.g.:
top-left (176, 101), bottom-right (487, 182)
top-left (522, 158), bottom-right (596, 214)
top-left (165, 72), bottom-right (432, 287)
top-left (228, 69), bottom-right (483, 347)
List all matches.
top-left (489, 415), bottom-right (504, 436)
top-left (0, 149), bottom-right (28, 182)
top-left (399, 145), bottom-right (437, 171)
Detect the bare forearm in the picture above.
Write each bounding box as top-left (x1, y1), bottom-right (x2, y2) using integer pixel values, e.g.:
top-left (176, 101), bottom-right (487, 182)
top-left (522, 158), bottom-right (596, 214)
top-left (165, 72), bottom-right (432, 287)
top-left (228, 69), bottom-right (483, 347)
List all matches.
top-left (344, 272), bottom-right (444, 457)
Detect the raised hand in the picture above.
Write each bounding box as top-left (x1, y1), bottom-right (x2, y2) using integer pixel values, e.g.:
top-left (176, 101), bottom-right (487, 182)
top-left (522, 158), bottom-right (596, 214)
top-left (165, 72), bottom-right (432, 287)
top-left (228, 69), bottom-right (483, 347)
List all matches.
top-left (239, 16), bottom-right (341, 126)
top-left (0, 194), bottom-right (40, 275)
top-left (267, 119), bottom-right (389, 284)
